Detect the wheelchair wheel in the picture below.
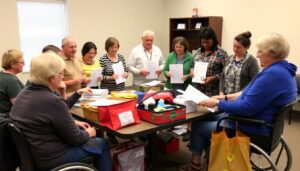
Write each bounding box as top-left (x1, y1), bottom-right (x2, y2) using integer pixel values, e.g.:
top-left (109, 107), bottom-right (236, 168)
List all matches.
top-left (250, 138), bottom-right (293, 171)
top-left (50, 162), bottom-right (97, 171)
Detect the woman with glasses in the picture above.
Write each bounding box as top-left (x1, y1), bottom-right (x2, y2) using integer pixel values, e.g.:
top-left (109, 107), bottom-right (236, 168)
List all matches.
top-left (10, 53), bottom-right (112, 171)
top-left (0, 49), bottom-right (24, 117)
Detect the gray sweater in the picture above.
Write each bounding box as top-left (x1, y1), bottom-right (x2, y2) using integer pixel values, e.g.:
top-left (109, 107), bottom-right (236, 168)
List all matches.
top-left (10, 84), bottom-right (89, 170)
top-left (219, 54), bottom-right (260, 93)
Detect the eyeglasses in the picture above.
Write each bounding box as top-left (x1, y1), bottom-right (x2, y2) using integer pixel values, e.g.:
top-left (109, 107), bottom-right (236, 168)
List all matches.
top-left (15, 61), bottom-right (25, 65)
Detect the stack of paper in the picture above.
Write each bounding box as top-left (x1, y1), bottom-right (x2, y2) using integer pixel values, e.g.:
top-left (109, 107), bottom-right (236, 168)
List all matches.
top-left (80, 89), bottom-right (109, 101)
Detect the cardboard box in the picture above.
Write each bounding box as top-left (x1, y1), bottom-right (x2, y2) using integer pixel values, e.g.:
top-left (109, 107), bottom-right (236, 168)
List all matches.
top-left (157, 135), bottom-right (179, 154)
top-left (81, 103), bottom-right (99, 122)
top-left (138, 83), bottom-right (164, 92)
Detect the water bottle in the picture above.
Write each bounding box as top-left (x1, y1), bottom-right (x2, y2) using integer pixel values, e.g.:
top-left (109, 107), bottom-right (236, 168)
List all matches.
top-left (157, 99), bottom-right (165, 108)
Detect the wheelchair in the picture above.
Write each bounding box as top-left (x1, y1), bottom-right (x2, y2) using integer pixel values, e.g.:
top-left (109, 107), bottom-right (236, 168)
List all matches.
top-left (8, 122), bottom-right (97, 171)
top-left (202, 101), bottom-right (294, 171)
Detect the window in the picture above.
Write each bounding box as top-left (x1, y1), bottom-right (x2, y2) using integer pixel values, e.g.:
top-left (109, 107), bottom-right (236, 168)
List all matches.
top-left (17, 0), bottom-right (68, 71)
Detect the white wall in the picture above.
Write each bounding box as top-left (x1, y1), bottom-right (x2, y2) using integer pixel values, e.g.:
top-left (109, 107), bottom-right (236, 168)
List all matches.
top-left (164, 0), bottom-right (300, 67)
top-left (0, 0), bottom-right (166, 84)
top-left (1, 0), bottom-right (300, 83)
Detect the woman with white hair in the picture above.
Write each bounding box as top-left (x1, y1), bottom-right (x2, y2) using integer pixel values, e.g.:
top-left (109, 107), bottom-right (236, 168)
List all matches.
top-left (179, 33), bottom-right (297, 171)
top-left (10, 53), bottom-right (112, 171)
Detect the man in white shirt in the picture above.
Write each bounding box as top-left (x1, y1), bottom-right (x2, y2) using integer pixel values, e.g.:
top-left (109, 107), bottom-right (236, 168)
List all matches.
top-left (127, 30), bottom-right (165, 87)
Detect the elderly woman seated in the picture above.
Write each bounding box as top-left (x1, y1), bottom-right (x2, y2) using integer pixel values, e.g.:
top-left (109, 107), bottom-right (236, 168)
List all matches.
top-left (179, 33), bottom-right (297, 171)
top-left (10, 53), bottom-right (112, 171)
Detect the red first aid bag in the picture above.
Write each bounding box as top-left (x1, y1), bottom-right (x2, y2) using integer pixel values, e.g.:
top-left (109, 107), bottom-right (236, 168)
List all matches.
top-left (98, 100), bottom-right (140, 130)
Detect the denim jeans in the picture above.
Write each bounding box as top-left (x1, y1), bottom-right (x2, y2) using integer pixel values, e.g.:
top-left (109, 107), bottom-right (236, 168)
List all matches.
top-left (189, 113), bottom-right (227, 154)
top-left (52, 138), bottom-right (112, 171)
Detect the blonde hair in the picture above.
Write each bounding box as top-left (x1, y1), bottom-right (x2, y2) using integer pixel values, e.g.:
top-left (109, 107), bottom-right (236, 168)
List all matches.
top-left (256, 33), bottom-right (290, 59)
top-left (30, 53), bottom-right (65, 86)
top-left (1, 49), bottom-right (23, 69)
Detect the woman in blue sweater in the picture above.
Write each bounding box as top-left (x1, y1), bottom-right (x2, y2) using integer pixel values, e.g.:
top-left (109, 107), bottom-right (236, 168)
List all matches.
top-left (179, 33), bottom-right (297, 171)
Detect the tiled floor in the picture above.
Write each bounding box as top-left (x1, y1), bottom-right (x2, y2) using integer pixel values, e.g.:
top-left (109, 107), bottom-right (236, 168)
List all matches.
top-left (154, 111), bottom-right (300, 171)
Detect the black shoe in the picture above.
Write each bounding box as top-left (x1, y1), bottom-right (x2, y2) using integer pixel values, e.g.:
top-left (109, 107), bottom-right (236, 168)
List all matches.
top-left (182, 131), bottom-right (191, 142)
top-left (139, 135), bottom-right (148, 141)
top-left (107, 134), bottom-right (119, 144)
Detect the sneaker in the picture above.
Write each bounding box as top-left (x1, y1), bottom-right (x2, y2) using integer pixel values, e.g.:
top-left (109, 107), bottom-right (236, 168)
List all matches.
top-left (182, 130), bottom-right (191, 142)
top-left (139, 135), bottom-right (148, 141)
top-left (177, 163), bottom-right (202, 171)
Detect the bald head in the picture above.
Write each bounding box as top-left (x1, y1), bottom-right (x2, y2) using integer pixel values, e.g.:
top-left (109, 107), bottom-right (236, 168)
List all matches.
top-left (62, 36), bottom-right (77, 59)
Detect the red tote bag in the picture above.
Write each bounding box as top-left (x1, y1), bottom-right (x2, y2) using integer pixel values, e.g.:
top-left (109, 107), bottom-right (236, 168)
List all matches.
top-left (98, 100), bottom-right (141, 130)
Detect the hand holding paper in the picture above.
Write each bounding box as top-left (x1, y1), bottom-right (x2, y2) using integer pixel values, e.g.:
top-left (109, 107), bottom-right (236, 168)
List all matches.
top-left (87, 69), bottom-right (102, 87)
top-left (170, 64), bottom-right (183, 84)
top-left (112, 62), bottom-right (126, 84)
top-left (192, 62), bottom-right (208, 83)
top-left (183, 84), bottom-right (216, 112)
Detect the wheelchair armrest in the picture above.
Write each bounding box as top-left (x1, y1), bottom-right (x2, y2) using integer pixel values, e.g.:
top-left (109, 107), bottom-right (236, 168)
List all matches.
top-left (216, 115), bottom-right (273, 130)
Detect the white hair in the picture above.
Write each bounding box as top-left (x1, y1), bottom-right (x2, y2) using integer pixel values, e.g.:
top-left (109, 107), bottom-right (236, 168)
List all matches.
top-left (141, 30), bottom-right (155, 38)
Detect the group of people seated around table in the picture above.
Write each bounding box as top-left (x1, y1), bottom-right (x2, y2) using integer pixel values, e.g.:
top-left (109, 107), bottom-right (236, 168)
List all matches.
top-left (0, 27), bottom-right (297, 171)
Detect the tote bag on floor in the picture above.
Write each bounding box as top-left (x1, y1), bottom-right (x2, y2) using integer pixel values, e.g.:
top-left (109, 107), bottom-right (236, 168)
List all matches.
top-left (208, 125), bottom-right (251, 171)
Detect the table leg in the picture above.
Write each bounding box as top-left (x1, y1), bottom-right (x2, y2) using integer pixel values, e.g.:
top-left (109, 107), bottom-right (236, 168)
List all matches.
top-left (147, 133), bottom-right (157, 171)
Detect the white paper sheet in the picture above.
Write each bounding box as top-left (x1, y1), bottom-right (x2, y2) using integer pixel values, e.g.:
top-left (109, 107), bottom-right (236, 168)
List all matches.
top-left (118, 110), bottom-right (134, 126)
top-left (146, 61), bottom-right (158, 79)
top-left (141, 80), bottom-right (162, 86)
top-left (183, 84), bottom-right (209, 104)
top-left (192, 62), bottom-right (208, 83)
top-left (81, 89), bottom-right (109, 100)
top-left (112, 62), bottom-right (126, 84)
top-left (183, 84), bottom-right (216, 112)
top-left (87, 69), bottom-right (102, 87)
top-left (87, 99), bottom-right (123, 107)
top-left (170, 64), bottom-right (183, 84)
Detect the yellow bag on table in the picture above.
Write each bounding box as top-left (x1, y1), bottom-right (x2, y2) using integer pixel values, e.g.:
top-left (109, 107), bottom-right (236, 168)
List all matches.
top-left (110, 91), bottom-right (138, 100)
top-left (208, 125), bottom-right (251, 171)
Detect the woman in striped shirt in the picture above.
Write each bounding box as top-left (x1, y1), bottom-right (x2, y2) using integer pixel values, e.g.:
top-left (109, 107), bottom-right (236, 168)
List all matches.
top-left (100, 37), bottom-right (128, 92)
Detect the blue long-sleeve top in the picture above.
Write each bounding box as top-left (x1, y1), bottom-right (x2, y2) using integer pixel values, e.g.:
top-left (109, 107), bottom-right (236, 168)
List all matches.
top-left (218, 60), bottom-right (297, 135)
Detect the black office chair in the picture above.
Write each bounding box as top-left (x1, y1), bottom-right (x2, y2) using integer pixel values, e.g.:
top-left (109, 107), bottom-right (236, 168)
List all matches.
top-left (8, 122), bottom-right (97, 171)
top-left (288, 75), bottom-right (300, 125)
top-left (213, 101), bottom-right (294, 171)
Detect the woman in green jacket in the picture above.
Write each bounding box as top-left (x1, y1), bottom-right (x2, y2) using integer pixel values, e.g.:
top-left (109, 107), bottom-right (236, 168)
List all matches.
top-left (163, 36), bottom-right (193, 90)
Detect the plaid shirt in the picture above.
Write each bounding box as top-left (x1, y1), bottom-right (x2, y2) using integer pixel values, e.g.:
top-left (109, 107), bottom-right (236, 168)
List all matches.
top-left (193, 47), bottom-right (228, 97)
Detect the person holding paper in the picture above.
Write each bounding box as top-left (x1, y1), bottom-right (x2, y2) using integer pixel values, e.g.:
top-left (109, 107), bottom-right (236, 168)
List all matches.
top-left (179, 33), bottom-right (296, 171)
top-left (127, 30), bottom-right (165, 87)
top-left (219, 31), bottom-right (259, 95)
top-left (163, 36), bottom-right (193, 90)
top-left (191, 27), bottom-right (228, 97)
top-left (80, 41), bottom-right (102, 88)
top-left (61, 37), bottom-right (90, 94)
top-left (100, 37), bottom-right (128, 92)
top-left (10, 53), bottom-right (112, 171)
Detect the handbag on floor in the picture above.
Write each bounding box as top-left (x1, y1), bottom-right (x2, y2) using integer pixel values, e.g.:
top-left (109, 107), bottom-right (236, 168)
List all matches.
top-left (208, 122), bottom-right (251, 171)
top-left (111, 141), bottom-right (146, 171)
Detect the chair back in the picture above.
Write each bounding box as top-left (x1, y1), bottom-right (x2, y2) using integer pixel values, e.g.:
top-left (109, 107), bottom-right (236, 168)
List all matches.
top-left (8, 122), bottom-right (35, 171)
top-left (269, 101), bottom-right (295, 151)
